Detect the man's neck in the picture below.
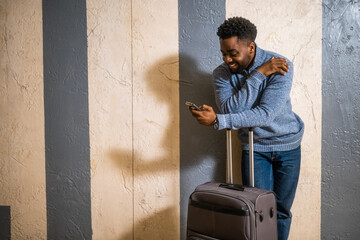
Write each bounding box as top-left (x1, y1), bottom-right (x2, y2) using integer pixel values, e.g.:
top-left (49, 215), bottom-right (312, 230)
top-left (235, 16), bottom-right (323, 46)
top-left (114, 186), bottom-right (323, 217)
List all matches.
top-left (246, 47), bottom-right (256, 71)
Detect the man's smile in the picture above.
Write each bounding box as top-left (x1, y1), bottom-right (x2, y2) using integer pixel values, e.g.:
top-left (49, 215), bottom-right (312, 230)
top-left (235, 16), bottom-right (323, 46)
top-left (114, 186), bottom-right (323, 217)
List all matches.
top-left (228, 62), bottom-right (238, 71)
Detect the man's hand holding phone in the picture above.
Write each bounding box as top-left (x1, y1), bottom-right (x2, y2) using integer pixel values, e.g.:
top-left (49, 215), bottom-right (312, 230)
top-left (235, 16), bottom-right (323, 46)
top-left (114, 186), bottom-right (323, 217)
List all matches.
top-left (186, 102), bottom-right (217, 126)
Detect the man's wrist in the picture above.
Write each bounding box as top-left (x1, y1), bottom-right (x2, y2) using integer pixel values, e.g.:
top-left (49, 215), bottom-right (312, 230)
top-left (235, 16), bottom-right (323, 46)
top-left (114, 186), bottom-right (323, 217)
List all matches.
top-left (211, 116), bottom-right (219, 130)
top-left (256, 66), bottom-right (268, 76)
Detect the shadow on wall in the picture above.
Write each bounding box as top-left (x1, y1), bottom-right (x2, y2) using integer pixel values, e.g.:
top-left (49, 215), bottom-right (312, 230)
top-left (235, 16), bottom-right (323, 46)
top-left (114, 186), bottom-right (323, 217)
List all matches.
top-left (107, 53), bottom-right (220, 172)
top-left (108, 54), bottom-right (181, 174)
top-left (106, 54), bottom-right (235, 239)
top-left (117, 207), bottom-right (178, 240)
top-left (106, 55), bottom-right (179, 239)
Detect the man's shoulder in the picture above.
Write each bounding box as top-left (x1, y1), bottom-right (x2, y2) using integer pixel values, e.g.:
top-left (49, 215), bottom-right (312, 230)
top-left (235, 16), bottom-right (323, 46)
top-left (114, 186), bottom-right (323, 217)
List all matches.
top-left (260, 47), bottom-right (293, 66)
top-left (213, 62), bottom-right (230, 77)
top-left (256, 46), bottom-right (294, 83)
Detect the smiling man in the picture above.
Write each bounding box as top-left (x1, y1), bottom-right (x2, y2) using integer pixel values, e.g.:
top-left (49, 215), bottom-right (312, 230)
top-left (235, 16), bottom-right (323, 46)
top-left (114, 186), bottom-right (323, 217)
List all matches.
top-left (190, 17), bottom-right (304, 240)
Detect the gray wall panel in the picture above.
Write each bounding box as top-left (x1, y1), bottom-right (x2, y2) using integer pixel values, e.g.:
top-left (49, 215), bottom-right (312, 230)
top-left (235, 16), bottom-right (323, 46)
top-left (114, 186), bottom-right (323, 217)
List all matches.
top-left (43, 0), bottom-right (92, 238)
top-left (322, 0), bottom-right (360, 238)
top-left (179, 0), bottom-right (226, 239)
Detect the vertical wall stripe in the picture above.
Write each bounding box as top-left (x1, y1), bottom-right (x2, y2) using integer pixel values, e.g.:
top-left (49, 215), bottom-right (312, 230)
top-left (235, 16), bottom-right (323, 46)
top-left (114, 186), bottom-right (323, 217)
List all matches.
top-left (87, 0), bottom-right (133, 239)
top-left (132, 0), bottom-right (180, 239)
top-left (42, 0), bottom-right (92, 239)
top-left (179, 1), bottom-right (226, 239)
top-left (0, 206), bottom-right (10, 240)
top-left (0, 0), bottom-right (46, 238)
top-left (322, 0), bottom-right (360, 238)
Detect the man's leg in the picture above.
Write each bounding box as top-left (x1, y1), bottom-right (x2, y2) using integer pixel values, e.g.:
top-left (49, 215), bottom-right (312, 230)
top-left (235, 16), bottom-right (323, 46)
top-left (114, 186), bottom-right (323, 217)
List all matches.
top-left (241, 150), bottom-right (273, 190)
top-left (272, 146), bottom-right (301, 240)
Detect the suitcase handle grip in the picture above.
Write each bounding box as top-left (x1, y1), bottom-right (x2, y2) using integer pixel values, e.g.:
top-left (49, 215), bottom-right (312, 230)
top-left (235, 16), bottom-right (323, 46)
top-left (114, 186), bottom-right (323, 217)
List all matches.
top-left (219, 183), bottom-right (245, 191)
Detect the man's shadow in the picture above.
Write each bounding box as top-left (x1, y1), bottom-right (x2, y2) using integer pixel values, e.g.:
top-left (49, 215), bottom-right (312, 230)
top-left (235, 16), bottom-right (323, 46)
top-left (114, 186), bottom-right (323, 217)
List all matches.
top-left (108, 54), bottom-right (225, 176)
top-left (107, 54), bottom-right (210, 239)
top-left (108, 53), bottom-right (243, 239)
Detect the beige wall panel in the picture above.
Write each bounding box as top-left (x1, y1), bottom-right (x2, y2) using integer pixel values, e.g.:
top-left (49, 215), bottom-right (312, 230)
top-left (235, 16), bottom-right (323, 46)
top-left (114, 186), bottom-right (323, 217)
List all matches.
top-left (132, 0), bottom-right (179, 239)
top-left (87, 1), bottom-right (133, 239)
top-left (226, 1), bottom-right (322, 239)
top-left (0, 0), bottom-right (46, 239)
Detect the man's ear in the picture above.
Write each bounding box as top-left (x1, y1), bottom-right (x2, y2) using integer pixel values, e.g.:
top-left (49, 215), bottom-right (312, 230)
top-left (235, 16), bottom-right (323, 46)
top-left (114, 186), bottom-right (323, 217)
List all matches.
top-left (248, 42), bottom-right (255, 53)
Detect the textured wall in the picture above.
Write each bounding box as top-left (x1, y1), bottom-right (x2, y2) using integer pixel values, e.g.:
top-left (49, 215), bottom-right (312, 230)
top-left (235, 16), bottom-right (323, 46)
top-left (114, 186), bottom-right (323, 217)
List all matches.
top-left (178, 0), bottom-right (226, 238)
top-left (227, 0), bottom-right (322, 239)
top-left (87, 1), bottom-right (133, 239)
top-left (88, 0), bottom-right (179, 239)
top-left (322, 0), bottom-right (360, 238)
top-left (132, 0), bottom-right (180, 239)
top-left (0, 0), bottom-right (46, 239)
top-left (43, 0), bottom-right (92, 238)
top-left (4, 0), bottom-right (360, 239)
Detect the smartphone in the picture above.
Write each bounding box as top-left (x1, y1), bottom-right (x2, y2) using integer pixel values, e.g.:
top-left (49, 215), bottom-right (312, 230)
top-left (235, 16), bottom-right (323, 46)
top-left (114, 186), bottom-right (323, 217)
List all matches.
top-left (185, 101), bottom-right (203, 111)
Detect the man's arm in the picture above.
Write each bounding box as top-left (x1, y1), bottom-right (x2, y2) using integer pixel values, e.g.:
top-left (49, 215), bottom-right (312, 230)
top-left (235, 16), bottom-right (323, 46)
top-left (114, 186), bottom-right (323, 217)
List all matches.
top-left (191, 60), bottom-right (293, 129)
top-left (213, 67), bottom-right (265, 114)
top-left (213, 57), bottom-right (290, 114)
top-left (217, 61), bottom-right (294, 130)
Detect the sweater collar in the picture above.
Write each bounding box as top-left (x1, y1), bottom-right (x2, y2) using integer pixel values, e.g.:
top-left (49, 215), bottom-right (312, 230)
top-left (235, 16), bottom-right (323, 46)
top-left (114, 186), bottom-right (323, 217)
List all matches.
top-left (247, 43), bottom-right (265, 73)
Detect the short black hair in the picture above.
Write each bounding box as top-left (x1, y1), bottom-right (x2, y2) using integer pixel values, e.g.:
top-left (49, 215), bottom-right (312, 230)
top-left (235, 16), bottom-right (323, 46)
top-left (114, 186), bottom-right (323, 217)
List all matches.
top-left (217, 17), bottom-right (257, 42)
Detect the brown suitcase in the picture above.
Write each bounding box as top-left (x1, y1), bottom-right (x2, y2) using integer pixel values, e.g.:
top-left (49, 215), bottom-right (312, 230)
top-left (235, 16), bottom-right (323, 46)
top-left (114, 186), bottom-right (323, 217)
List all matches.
top-left (186, 128), bottom-right (278, 240)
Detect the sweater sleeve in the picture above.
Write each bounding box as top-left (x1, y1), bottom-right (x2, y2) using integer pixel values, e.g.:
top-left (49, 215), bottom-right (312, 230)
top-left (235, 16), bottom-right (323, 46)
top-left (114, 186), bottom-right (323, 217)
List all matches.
top-left (213, 66), bottom-right (266, 114)
top-left (217, 62), bottom-right (294, 130)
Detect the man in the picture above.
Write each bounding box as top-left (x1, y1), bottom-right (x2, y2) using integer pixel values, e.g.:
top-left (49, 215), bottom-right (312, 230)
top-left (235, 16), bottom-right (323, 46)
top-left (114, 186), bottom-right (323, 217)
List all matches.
top-left (190, 17), bottom-right (304, 240)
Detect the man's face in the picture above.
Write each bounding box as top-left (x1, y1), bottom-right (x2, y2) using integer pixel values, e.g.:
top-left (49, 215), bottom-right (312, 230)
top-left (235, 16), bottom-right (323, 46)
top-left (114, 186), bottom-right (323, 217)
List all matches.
top-left (220, 36), bottom-right (255, 73)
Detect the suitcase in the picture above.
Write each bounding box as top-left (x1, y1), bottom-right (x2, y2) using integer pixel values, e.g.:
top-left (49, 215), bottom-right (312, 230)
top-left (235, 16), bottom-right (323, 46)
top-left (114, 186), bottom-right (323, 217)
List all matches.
top-left (186, 128), bottom-right (278, 240)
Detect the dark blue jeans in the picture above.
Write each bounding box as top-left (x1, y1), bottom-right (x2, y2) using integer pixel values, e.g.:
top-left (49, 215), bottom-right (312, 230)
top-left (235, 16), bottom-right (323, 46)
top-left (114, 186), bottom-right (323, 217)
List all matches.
top-left (242, 146), bottom-right (301, 240)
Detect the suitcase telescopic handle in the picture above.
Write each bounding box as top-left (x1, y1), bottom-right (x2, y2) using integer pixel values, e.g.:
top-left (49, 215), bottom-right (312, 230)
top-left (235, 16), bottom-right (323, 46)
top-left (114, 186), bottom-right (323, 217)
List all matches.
top-left (226, 129), bottom-right (233, 184)
top-left (226, 128), bottom-right (254, 187)
top-left (248, 128), bottom-right (254, 187)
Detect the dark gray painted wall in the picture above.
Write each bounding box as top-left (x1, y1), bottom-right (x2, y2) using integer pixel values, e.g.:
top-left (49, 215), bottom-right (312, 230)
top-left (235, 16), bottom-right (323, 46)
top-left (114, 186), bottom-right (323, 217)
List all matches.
top-left (322, 0), bottom-right (360, 239)
top-left (42, 0), bottom-right (92, 239)
top-left (179, 0), bottom-right (226, 239)
top-left (0, 206), bottom-right (10, 240)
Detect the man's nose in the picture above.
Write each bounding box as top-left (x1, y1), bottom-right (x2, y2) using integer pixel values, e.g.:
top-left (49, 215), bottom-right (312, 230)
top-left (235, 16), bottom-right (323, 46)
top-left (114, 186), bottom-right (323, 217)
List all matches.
top-left (224, 55), bottom-right (232, 64)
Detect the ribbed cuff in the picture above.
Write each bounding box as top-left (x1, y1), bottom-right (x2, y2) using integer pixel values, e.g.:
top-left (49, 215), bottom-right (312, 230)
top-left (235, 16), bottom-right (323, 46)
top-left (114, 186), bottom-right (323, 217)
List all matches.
top-left (216, 114), bottom-right (225, 130)
top-left (247, 69), bottom-right (266, 88)
top-left (217, 113), bottom-right (232, 130)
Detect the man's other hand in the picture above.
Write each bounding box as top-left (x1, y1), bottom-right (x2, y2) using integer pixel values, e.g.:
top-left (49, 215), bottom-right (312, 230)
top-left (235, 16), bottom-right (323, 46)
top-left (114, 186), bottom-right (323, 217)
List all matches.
top-left (257, 57), bottom-right (289, 77)
top-left (189, 104), bottom-right (217, 126)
